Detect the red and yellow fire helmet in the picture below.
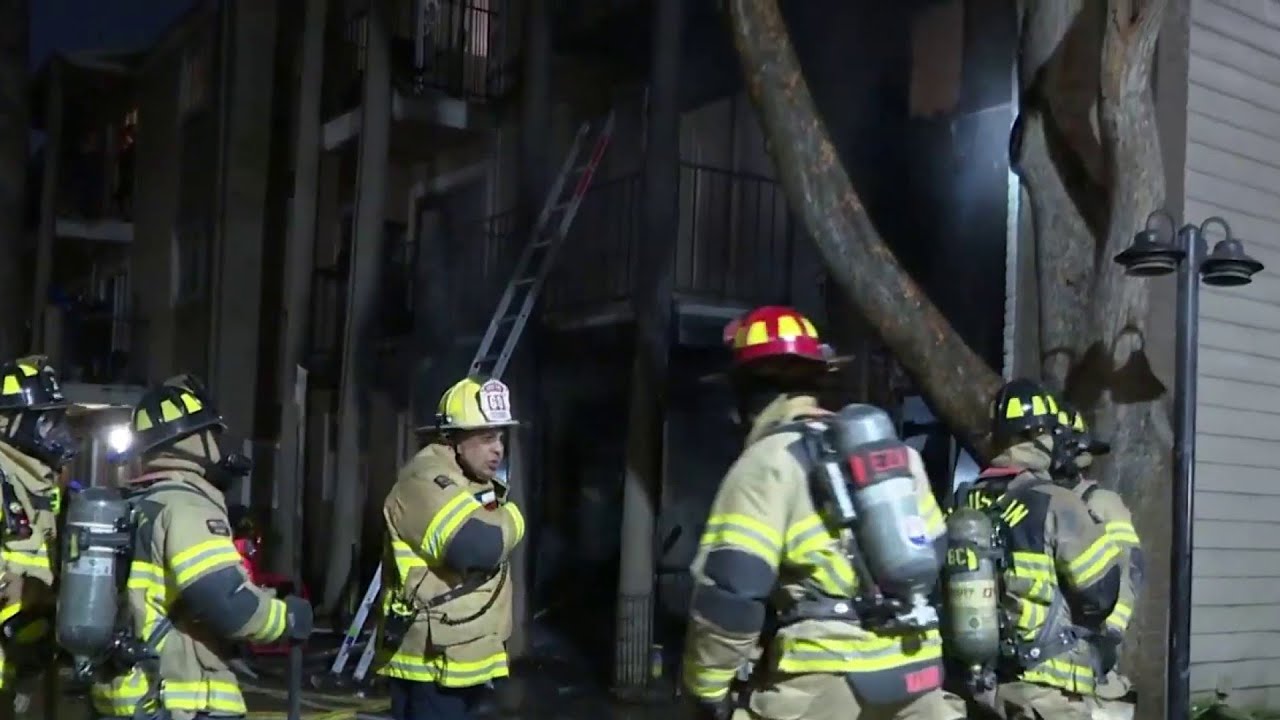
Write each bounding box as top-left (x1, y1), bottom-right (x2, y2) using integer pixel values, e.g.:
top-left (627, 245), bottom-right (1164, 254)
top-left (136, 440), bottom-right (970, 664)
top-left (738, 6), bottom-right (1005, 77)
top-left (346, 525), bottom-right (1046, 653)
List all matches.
top-left (723, 305), bottom-right (834, 368)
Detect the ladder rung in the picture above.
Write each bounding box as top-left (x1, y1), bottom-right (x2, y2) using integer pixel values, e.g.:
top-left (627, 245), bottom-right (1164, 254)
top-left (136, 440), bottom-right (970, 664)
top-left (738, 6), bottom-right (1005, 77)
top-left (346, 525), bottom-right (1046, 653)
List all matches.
top-left (514, 277), bottom-right (536, 286)
top-left (531, 239), bottom-right (552, 249)
top-left (498, 314), bottom-right (518, 324)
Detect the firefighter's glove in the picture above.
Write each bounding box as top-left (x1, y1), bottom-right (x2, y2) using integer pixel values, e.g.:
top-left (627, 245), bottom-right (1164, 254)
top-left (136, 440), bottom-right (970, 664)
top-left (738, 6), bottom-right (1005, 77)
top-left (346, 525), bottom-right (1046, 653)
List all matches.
top-left (283, 596), bottom-right (314, 642)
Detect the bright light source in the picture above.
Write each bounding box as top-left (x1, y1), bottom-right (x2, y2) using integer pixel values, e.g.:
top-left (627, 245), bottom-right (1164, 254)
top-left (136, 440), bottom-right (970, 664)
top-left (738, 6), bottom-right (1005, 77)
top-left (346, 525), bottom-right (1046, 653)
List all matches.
top-left (105, 425), bottom-right (133, 455)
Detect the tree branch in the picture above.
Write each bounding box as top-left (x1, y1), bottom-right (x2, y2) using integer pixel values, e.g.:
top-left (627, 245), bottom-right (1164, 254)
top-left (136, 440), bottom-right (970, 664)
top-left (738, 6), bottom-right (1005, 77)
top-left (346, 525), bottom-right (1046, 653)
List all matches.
top-left (727, 0), bottom-right (1001, 453)
top-left (1085, 0), bottom-right (1169, 502)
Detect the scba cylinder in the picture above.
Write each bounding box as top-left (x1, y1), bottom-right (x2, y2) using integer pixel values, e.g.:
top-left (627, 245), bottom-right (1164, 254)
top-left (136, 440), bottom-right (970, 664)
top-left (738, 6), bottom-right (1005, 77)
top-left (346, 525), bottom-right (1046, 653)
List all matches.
top-left (57, 487), bottom-right (132, 660)
top-left (943, 507), bottom-right (1001, 667)
top-left (825, 404), bottom-right (940, 603)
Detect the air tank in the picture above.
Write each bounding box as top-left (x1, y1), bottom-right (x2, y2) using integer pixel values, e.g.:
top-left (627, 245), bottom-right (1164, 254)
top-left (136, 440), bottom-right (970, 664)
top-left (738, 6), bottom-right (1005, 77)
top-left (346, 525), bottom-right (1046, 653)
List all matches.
top-left (824, 404), bottom-right (941, 607)
top-left (943, 507), bottom-right (1001, 667)
top-left (57, 487), bottom-right (132, 660)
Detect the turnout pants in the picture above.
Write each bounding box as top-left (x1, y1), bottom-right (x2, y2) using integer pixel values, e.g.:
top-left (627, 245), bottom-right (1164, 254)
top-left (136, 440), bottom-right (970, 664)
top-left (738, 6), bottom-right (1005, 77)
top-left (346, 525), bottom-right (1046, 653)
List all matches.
top-left (388, 678), bottom-right (487, 720)
top-left (995, 682), bottom-right (1092, 720)
top-left (734, 672), bottom-right (966, 720)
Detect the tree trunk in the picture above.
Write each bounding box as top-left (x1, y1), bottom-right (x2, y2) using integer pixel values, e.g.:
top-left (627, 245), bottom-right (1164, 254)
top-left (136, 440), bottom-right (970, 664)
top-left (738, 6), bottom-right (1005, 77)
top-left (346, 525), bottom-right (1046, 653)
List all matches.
top-left (730, 0), bottom-right (1173, 709)
top-left (0, 0), bottom-right (29, 356)
top-left (725, 0), bottom-right (1002, 456)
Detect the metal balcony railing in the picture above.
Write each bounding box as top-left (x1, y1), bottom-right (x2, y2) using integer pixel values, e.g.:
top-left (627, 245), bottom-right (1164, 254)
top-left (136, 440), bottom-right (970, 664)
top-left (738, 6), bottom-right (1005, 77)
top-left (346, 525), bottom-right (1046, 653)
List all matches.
top-left (55, 122), bottom-right (136, 223)
top-left (446, 162), bottom-right (795, 327)
top-left (54, 307), bottom-right (135, 384)
top-left (545, 162), bottom-right (796, 311)
top-left (332, 0), bottom-right (519, 114)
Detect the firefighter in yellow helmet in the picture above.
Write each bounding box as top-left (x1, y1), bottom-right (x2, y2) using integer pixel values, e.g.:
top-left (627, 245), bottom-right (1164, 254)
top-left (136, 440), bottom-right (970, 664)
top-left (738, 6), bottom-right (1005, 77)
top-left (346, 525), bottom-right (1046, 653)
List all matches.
top-left (89, 375), bottom-right (312, 720)
top-left (1052, 404), bottom-right (1140, 719)
top-left (375, 376), bottom-right (525, 720)
top-left (0, 356), bottom-right (74, 714)
top-left (681, 306), bottom-right (964, 720)
top-left (948, 379), bottom-right (1124, 719)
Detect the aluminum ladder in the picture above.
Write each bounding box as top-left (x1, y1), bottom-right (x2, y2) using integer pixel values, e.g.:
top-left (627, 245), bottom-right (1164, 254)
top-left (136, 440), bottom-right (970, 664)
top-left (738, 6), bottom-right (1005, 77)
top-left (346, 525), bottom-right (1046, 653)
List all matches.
top-left (324, 111), bottom-right (616, 683)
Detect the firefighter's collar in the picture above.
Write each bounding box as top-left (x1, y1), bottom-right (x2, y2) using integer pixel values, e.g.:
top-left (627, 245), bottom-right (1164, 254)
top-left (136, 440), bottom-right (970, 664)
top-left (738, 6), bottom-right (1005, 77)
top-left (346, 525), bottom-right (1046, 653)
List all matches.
top-left (420, 443), bottom-right (496, 491)
top-left (745, 393), bottom-right (824, 447)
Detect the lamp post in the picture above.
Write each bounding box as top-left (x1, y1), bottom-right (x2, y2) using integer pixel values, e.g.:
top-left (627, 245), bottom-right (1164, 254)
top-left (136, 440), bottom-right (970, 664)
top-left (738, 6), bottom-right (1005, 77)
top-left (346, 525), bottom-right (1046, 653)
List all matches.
top-left (1114, 212), bottom-right (1264, 720)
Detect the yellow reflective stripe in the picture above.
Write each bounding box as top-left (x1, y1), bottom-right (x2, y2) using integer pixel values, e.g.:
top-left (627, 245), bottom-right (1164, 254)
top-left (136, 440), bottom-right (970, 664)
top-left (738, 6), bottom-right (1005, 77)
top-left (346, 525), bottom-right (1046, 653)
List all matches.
top-left (92, 673), bottom-right (246, 715)
top-left (162, 679), bottom-right (247, 712)
top-left (14, 616), bottom-right (49, 643)
top-left (1063, 535), bottom-right (1120, 587)
top-left (127, 560), bottom-right (165, 590)
top-left (375, 649), bottom-right (510, 686)
top-left (1105, 521), bottom-right (1140, 546)
top-left (91, 669), bottom-right (150, 716)
top-left (1022, 656), bottom-right (1095, 694)
top-left (1106, 601), bottom-right (1133, 632)
top-left (682, 664), bottom-right (735, 701)
top-left (775, 630), bottom-right (943, 674)
top-left (126, 560), bottom-right (170, 644)
top-left (249, 599), bottom-right (289, 642)
top-left (422, 492), bottom-right (481, 560)
top-left (917, 493), bottom-right (946, 537)
top-left (783, 513), bottom-right (830, 559)
top-left (1, 546), bottom-right (52, 571)
top-left (505, 503), bottom-right (525, 544)
top-left (1011, 551), bottom-right (1053, 572)
top-left (171, 538), bottom-right (244, 587)
top-left (702, 513), bottom-right (783, 565)
top-left (0, 603), bottom-right (21, 624)
top-left (390, 539), bottom-right (429, 569)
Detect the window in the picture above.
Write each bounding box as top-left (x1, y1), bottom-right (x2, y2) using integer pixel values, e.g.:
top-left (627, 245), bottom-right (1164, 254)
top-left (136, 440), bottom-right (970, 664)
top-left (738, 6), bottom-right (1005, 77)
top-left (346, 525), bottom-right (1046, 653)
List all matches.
top-left (178, 41), bottom-right (212, 116)
top-left (349, 14), bottom-right (369, 71)
top-left (171, 225), bottom-right (208, 305)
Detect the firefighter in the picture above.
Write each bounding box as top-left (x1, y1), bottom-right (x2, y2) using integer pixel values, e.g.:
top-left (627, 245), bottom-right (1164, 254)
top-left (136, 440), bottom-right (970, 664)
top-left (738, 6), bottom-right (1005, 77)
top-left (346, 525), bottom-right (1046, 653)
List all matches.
top-left (375, 376), bottom-right (525, 720)
top-left (0, 356), bottom-right (75, 715)
top-left (1053, 404), bottom-right (1141, 718)
top-left (89, 376), bottom-right (312, 720)
top-left (681, 306), bottom-right (965, 720)
top-left (950, 379), bottom-right (1124, 720)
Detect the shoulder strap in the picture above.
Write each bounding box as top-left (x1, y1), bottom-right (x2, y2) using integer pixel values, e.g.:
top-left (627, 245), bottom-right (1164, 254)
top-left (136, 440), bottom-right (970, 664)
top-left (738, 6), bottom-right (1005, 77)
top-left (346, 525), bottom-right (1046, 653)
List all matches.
top-left (759, 417), bottom-right (827, 472)
top-left (1079, 483), bottom-right (1099, 505)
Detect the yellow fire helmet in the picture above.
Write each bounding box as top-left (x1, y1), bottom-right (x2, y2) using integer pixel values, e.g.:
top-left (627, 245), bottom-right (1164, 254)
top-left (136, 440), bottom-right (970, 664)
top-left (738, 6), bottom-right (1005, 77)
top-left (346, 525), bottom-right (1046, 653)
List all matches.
top-left (433, 377), bottom-right (519, 432)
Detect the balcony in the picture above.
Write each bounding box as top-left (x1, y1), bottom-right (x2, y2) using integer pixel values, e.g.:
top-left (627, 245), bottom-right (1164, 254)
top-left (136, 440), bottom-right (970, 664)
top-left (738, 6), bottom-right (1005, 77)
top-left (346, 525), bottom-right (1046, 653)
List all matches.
top-left (50, 112), bottom-right (137, 244)
top-left (322, 0), bottom-right (519, 152)
top-left (47, 304), bottom-right (136, 385)
top-left (450, 162), bottom-right (797, 335)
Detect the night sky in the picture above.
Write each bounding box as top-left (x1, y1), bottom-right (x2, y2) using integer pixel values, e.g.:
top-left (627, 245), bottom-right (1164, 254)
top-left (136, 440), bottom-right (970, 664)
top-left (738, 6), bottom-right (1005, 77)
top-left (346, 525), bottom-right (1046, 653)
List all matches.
top-left (30, 0), bottom-right (196, 68)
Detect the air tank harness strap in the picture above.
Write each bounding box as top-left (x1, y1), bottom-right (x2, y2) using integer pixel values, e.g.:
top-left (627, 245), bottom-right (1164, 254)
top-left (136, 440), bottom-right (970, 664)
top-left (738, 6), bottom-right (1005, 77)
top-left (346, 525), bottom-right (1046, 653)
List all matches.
top-left (131, 616), bottom-right (176, 720)
top-left (775, 596), bottom-right (859, 627)
top-left (1001, 588), bottom-right (1095, 674)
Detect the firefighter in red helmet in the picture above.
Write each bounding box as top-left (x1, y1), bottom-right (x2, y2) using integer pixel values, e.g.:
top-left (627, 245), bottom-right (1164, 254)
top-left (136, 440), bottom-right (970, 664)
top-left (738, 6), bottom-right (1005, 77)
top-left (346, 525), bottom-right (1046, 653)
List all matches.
top-left (682, 307), bottom-right (964, 720)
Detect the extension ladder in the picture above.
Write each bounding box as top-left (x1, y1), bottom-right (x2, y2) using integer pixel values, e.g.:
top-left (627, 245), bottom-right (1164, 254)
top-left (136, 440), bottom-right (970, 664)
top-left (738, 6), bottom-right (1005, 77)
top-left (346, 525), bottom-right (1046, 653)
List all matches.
top-left (324, 111), bottom-right (616, 683)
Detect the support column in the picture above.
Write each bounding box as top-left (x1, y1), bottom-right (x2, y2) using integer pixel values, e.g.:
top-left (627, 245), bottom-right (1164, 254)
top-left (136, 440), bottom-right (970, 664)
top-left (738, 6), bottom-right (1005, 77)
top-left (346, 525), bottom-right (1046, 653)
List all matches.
top-left (274, 0), bottom-right (328, 581)
top-left (31, 58), bottom-right (62, 354)
top-left (615, 0), bottom-right (682, 698)
top-left (506, 0), bottom-right (552, 668)
top-left (208, 0), bottom-right (279, 434)
top-left (321, 0), bottom-right (392, 613)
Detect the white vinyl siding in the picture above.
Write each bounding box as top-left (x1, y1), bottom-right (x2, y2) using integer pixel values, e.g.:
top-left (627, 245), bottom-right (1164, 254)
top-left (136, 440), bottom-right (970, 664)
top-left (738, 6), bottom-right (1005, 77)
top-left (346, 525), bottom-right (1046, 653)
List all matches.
top-left (1185, 0), bottom-right (1280, 706)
